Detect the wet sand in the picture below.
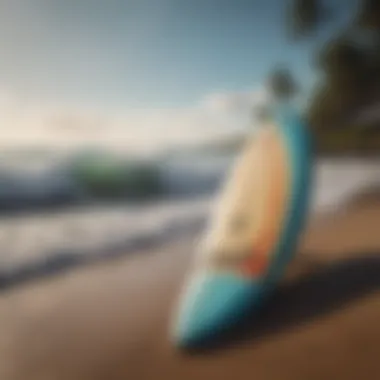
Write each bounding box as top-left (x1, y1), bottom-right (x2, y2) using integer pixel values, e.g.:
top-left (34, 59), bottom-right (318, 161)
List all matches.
top-left (0, 197), bottom-right (379, 380)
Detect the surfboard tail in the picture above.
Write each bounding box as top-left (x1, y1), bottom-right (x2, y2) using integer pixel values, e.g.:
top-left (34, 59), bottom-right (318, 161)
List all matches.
top-left (172, 271), bottom-right (262, 348)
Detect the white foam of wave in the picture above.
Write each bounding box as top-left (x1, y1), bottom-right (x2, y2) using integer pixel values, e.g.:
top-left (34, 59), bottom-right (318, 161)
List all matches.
top-left (311, 158), bottom-right (380, 214)
top-left (0, 158), bottom-right (379, 274)
top-left (0, 198), bottom-right (212, 272)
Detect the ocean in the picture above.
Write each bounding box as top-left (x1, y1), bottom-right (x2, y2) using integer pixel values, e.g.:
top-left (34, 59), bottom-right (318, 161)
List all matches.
top-left (0, 150), bottom-right (379, 285)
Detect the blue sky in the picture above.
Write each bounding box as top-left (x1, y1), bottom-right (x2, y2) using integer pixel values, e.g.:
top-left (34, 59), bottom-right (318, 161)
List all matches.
top-left (0, 0), bottom-right (359, 110)
top-left (0, 0), bottom-right (360, 150)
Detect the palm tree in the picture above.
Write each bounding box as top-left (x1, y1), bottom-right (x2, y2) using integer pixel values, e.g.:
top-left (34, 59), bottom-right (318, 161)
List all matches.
top-left (267, 66), bottom-right (299, 102)
top-left (287, 0), bottom-right (329, 39)
top-left (357, 0), bottom-right (380, 30)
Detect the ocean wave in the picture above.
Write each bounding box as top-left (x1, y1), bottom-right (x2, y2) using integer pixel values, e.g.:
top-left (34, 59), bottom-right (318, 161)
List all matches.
top-left (0, 155), bottom-right (379, 288)
top-left (0, 152), bottom-right (379, 215)
top-left (0, 152), bottom-right (232, 212)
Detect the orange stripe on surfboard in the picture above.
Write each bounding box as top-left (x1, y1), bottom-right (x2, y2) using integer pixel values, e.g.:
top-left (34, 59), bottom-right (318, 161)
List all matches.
top-left (241, 126), bottom-right (290, 277)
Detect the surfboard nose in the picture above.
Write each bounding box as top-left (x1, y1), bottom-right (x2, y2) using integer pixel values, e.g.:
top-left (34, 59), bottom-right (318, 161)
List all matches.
top-left (172, 271), bottom-right (262, 348)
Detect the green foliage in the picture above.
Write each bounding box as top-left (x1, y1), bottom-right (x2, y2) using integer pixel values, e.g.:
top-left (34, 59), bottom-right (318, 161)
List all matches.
top-left (287, 0), bottom-right (331, 39)
top-left (357, 0), bottom-right (380, 30)
top-left (314, 123), bottom-right (380, 154)
top-left (267, 67), bottom-right (298, 100)
top-left (70, 154), bottom-right (163, 199)
top-left (285, 0), bottom-right (380, 153)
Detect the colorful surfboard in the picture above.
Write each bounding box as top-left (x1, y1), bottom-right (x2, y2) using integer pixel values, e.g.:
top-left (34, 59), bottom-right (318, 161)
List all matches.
top-left (171, 106), bottom-right (312, 348)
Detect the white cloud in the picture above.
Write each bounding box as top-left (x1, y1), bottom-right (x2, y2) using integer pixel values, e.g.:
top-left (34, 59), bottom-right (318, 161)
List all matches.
top-left (201, 87), bottom-right (269, 115)
top-left (0, 87), bottom-right (267, 154)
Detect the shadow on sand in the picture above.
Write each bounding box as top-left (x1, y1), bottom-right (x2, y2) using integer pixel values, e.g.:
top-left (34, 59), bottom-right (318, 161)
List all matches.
top-left (182, 252), bottom-right (380, 354)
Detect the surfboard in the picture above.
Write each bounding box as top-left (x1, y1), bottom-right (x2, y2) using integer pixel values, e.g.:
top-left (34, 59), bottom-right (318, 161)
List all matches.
top-left (171, 106), bottom-right (312, 348)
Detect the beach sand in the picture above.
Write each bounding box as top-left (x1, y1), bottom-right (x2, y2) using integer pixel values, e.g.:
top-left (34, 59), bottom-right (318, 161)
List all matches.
top-left (0, 194), bottom-right (379, 380)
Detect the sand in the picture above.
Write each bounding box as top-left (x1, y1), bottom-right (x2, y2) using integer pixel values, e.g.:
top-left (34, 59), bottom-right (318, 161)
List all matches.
top-left (0, 196), bottom-right (379, 380)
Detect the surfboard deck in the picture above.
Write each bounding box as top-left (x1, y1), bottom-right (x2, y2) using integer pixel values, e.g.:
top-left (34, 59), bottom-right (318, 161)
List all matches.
top-left (171, 107), bottom-right (312, 348)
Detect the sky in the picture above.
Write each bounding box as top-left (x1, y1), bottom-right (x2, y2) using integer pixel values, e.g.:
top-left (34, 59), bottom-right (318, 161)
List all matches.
top-left (0, 0), bottom-right (359, 151)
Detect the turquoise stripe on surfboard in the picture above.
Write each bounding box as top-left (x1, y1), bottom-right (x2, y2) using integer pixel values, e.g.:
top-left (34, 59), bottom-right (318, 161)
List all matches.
top-left (173, 273), bottom-right (261, 347)
top-left (264, 107), bottom-right (312, 289)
